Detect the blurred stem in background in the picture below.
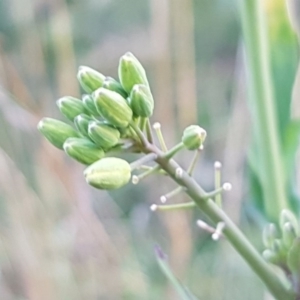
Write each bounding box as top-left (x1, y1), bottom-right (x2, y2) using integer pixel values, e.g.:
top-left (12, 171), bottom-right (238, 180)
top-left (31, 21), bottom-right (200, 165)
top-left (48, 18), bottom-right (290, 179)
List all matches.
top-left (238, 0), bottom-right (289, 220)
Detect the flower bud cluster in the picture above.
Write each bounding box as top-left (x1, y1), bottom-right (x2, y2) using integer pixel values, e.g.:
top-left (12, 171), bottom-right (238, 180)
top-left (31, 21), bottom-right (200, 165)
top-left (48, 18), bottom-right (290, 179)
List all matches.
top-left (262, 209), bottom-right (300, 279)
top-left (38, 52), bottom-right (154, 190)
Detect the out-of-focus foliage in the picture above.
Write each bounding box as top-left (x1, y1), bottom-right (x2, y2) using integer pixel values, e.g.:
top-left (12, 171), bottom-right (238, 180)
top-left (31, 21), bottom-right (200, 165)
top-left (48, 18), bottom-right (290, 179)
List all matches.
top-left (0, 0), bottom-right (298, 299)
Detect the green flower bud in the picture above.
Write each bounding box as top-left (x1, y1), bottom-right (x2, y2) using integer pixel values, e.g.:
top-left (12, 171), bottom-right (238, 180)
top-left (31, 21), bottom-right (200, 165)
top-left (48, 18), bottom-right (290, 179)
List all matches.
top-left (56, 96), bottom-right (87, 121)
top-left (271, 239), bottom-right (287, 263)
top-left (37, 118), bottom-right (79, 149)
top-left (93, 88), bottom-right (133, 128)
top-left (77, 66), bottom-right (105, 93)
top-left (282, 222), bottom-right (297, 250)
top-left (82, 94), bottom-right (101, 116)
top-left (182, 125), bottom-right (207, 150)
top-left (287, 238), bottom-right (300, 274)
top-left (129, 84), bottom-right (154, 117)
top-left (262, 249), bottom-right (280, 265)
top-left (74, 114), bottom-right (94, 137)
top-left (63, 137), bottom-right (105, 165)
top-left (84, 157), bottom-right (131, 190)
top-left (103, 76), bottom-right (128, 98)
top-left (262, 223), bottom-right (279, 249)
top-left (118, 52), bottom-right (149, 93)
top-left (280, 209), bottom-right (299, 236)
top-left (88, 121), bottom-right (120, 149)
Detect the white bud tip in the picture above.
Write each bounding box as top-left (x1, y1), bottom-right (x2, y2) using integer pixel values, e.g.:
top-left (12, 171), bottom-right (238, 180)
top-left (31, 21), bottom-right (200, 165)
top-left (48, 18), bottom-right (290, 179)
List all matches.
top-left (132, 175), bottom-right (139, 185)
top-left (196, 128), bottom-right (207, 139)
top-left (199, 144), bottom-right (204, 150)
top-left (214, 161), bottom-right (222, 169)
top-left (212, 233), bottom-right (220, 241)
top-left (175, 168), bottom-right (183, 178)
top-left (222, 183), bottom-right (232, 191)
top-left (197, 220), bottom-right (209, 230)
top-left (150, 204), bottom-right (157, 211)
top-left (153, 122), bottom-right (161, 130)
top-left (160, 196), bottom-right (167, 203)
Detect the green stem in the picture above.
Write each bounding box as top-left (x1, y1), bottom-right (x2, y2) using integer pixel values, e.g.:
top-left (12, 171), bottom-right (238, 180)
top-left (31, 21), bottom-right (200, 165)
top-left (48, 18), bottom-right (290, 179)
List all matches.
top-left (187, 149), bottom-right (201, 175)
top-left (153, 123), bottom-right (168, 152)
top-left (154, 201), bottom-right (195, 211)
top-left (238, 0), bottom-right (289, 218)
top-left (163, 142), bottom-right (185, 160)
top-left (214, 162), bottom-right (222, 207)
top-left (146, 143), bottom-right (295, 300)
top-left (145, 119), bottom-right (154, 144)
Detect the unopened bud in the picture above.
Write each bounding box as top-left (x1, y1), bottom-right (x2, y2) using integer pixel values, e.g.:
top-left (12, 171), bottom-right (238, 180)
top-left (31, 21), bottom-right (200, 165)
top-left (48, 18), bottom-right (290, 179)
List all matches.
top-left (118, 52), bottom-right (149, 93)
top-left (103, 76), bottom-right (128, 98)
top-left (271, 239), bottom-right (286, 261)
top-left (182, 125), bottom-right (207, 150)
top-left (74, 114), bottom-right (94, 137)
top-left (77, 66), bottom-right (105, 93)
top-left (93, 88), bottom-right (133, 128)
top-left (82, 94), bottom-right (100, 116)
top-left (280, 209), bottom-right (299, 236)
top-left (129, 84), bottom-right (154, 117)
top-left (262, 223), bottom-right (278, 249)
top-left (63, 137), bottom-right (105, 165)
top-left (37, 118), bottom-right (79, 149)
top-left (84, 157), bottom-right (131, 190)
top-left (57, 96), bottom-right (87, 121)
top-left (282, 222), bottom-right (297, 250)
top-left (88, 121), bottom-right (120, 149)
top-left (262, 249), bottom-right (279, 265)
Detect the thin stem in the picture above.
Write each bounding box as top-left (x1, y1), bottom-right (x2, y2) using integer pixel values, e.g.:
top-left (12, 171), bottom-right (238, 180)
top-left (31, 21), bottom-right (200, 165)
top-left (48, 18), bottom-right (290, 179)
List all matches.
top-left (163, 142), bottom-right (185, 160)
top-left (187, 149), bottom-right (201, 175)
top-left (153, 123), bottom-right (168, 152)
top-left (147, 144), bottom-right (295, 300)
top-left (161, 186), bottom-right (183, 203)
top-left (238, 0), bottom-right (289, 218)
top-left (130, 121), bottom-right (149, 147)
top-left (130, 153), bottom-right (158, 170)
top-left (214, 162), bottom-right (222, 207)
top-left (139, 117), bottom-right (147, 132)
top-left (146, 119), bottom-right (154, 144)
top-left (153, 201), bottom-right (195, 211)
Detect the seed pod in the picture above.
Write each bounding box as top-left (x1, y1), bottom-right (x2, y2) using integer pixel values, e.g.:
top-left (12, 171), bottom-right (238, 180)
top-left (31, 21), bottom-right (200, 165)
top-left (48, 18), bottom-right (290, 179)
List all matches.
top-left (129, 84), bottom-right (154, 117)
top-left (280, 209), bottom-right (299, 236)
top-left (88, 121), bottom-right (120, 149)
top-left (103, 76), bottom-right (128, 98)
top-left (84, 157), bottom-right (131, 190)
top-left (118, 52), bottom-right (149, 93)
top-left (262, 223), bottom-right (279, 249)
top-left (93, 88), bottom-right (133, 128)
top-left (37, 118), bottom-right (79, 149)
top-left (74, 114), bottom-right (94, 137)
top-left (182, 125), bottom-right (207, 150)
top-left (63, 137), bottom-right (105, 165)
top-left (82, 94), bottom-right (101, 116)
top-left (77, 66), bottom-right (105, 93)
top-left (57, 96), bottom-right (87, 121)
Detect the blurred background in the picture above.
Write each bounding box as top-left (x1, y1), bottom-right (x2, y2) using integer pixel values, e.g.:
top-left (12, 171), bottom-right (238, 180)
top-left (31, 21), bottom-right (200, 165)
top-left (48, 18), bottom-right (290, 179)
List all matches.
top-left (0, 0), bottom-right (299, 299)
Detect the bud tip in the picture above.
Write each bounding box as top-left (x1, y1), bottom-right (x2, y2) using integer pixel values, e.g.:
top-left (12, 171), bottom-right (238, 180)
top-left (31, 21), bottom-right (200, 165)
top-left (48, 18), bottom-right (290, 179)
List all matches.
top-left (150, 204), bottom-right (157, 211)
top-left (223, 183), bottom-right (232, 191)
top-left (160, 196), bottom-right (167, 203)
top-left (132, 175), bottom-right (139, 185)
top-left (153, 122), bottom-right (161, 130)
top-left (214, 161), bottom-right (222, 169)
